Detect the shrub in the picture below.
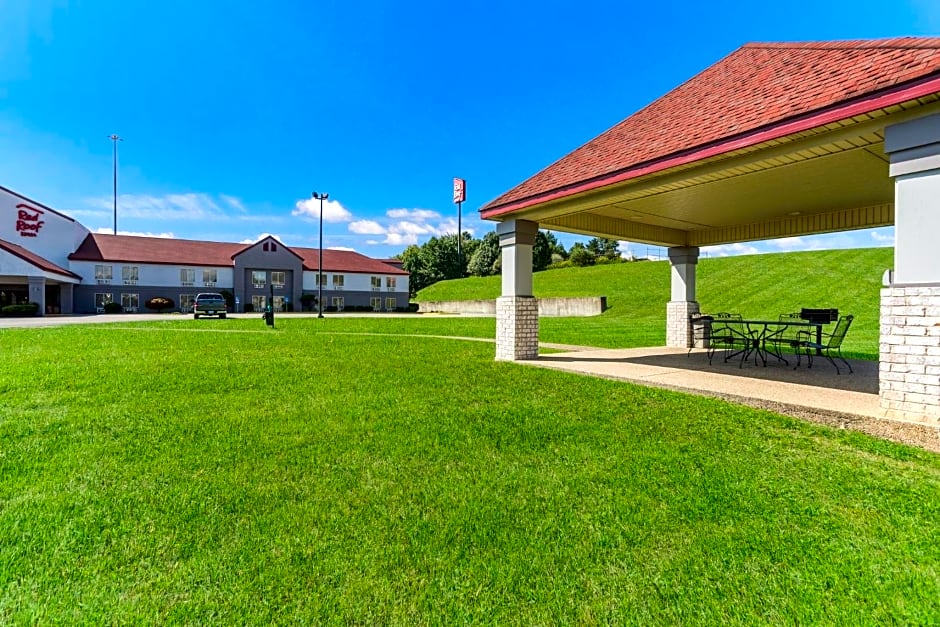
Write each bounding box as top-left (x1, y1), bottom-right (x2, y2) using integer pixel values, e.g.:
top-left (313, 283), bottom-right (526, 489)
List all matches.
top-left (299, 294), bottom-right (318, 311)
top-left (103, 302), bottom-right (123, 314)
top-left (1, 303), bottom-right (39, 317)
top-left (569, 246), bottom-right (596, 267)
top-left (145, 296), bottom-right (175, 312)
top-left (283, 302), bottom-right (294, 312)
top-left (407, 302), bottom-right (419, 313)
top-left (325, 306), bottom-right (338, 312)
top-left (244, 303), bottom-right (255, 313)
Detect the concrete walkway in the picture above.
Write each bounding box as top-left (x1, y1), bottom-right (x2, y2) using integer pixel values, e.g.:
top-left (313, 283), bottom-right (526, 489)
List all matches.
top-left (530, 346), bottom-right (884, 419)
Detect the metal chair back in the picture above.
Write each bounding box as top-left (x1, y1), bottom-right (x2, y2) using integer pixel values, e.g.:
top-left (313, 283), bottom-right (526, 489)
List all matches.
top-left (825, 315), bottom-right (854, 349)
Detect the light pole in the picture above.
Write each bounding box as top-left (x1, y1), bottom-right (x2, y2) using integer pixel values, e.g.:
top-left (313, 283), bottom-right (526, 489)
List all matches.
top-left (312, 191), bottom-right (328, 318)
top-left (109, 134), bottom-right (123, 235)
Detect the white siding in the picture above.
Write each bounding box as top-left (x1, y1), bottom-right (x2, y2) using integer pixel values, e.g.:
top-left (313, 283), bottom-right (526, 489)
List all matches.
top-left (69, 261), bottom-right (234, 288)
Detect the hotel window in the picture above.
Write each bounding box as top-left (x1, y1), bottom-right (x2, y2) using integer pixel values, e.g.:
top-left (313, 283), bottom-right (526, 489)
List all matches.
top-left (370, 276), bottom-right (381, 291)
top-left (271, 271), bottom-right (286, 288)
top-left (331, 296), bottom-right (344, 311)
top-left (262, 241), bottom-right (277, 252)
top-left (179, 294), bottom-right (196, 313)
top-left (203, 269), bottom-right (217, 287)
top-left (386, 297), bottom-right (396, 311)
top-left (252, 295), bottom-right (266, 311)
top-left (370, 297), bottom-right (382, 311)
top-left (316, 273), bottom-right (326, 286)
top-left (121, 293), bottom-right (139, 313)
top-left (122, 266), bottom-right (138, 285)
top-left (95, 265), bottom-right (112, 284)
top-left (180, 268), bottom-right (195, 286)
top-left (94, 293), bottom-right (113, 312)
top-left (386, 276), bottom-right (397, 290)
top-left (272, 296), bottom-right (286, 311)
top-left (252, 271), bottom-right (266, 289)
top-left (332, 274), bottom-right (344, 290)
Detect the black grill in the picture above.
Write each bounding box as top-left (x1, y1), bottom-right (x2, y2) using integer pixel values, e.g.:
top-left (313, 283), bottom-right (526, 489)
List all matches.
top-left (800, 308), bottom-right (838, 324)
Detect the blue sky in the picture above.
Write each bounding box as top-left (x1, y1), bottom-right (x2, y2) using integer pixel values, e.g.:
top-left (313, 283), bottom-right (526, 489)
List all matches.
top-left (2, 0), bottom-right (938, 259)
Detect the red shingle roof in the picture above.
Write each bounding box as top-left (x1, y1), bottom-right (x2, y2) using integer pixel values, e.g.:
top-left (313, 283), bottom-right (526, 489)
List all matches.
top-left (482, 37), bottom-right (940, 216)
top-left (0, 238), bottom-right (81, 279)
top-left (68, 233), bottom-right (408, 275)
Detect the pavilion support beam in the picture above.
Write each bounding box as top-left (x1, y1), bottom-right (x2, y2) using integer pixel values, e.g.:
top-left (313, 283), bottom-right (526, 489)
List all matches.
top-left (666, 246), bottom-right (700, 348)
top-left (881, 113), bottom-right (940, 425)
top-left (496, 219), bottom-right (539, 361)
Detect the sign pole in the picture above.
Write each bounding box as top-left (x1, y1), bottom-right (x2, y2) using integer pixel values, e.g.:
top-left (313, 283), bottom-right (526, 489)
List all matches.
top-left (453, 178), bottom-right (466, 273)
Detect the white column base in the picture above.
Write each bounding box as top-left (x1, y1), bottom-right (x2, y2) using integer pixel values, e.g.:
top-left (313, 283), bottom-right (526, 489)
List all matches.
top-left (496, 296), bottom-right (539, 361)
top-left (667, 301), bottom-right (700, 348)
top-left (879, 287), bottom-right (940, 425)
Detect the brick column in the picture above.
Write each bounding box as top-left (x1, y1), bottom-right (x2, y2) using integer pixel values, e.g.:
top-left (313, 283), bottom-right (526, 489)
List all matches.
top-left (882, 113), bottom-right (940, 423)
top-left (496, 219), bottom-right (539, 361)
top-left (879, 286), bottom-right (940, 425)
top-left (666, 246), bottom-right (699, 348)
top-left (668, 301), bottom-right (701, 348)
top-left (496, 296), bottom-right (539, 361)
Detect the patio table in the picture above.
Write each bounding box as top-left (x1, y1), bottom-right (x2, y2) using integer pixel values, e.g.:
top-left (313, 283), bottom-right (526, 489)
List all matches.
top-left (714, 318), bottom-right (823, 367)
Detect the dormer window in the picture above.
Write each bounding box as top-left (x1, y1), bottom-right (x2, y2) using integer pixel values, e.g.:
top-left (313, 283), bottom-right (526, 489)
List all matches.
top-left (262, 241), bottom-right (277, 252)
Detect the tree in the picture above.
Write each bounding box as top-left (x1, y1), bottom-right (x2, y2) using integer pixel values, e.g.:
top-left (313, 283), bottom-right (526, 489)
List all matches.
top-left (586, 237), bottom-right (621, 260)
top-left (532, 231), bottom-right (554, 272)
top-left (569, 242), bottom-right (596, 267)
top-left (468, 231), bottom-right (499, 276)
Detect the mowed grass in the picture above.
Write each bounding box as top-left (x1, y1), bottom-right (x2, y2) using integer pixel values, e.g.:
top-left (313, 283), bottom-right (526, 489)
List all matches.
top-left (2, 318), bottom-right (939, 624)
top-left (418, 247), bottom-right (892, 357)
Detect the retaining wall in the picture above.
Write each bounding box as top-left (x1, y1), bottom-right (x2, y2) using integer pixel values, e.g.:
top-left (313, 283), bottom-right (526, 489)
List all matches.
top-left (417, 296), bottom-right (606, 317)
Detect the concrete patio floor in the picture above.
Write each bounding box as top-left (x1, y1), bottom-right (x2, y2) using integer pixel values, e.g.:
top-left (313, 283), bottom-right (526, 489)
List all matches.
top-left (532, 346), bottom-right (881, 416)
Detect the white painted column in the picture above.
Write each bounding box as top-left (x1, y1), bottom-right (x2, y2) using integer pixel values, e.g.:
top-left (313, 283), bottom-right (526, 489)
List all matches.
top-left (496, 219), bottom-right (539, 361)
top-left (27, 276), bottom-right (45, 316)
top-left (666, 246), bottom-right (700, 348)
top-left (881, 113), bottom-right (940, 425)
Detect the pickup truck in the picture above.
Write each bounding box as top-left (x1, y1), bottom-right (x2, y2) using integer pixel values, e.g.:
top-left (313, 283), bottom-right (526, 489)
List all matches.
top-left (193, 293), bottom-right (228, 319)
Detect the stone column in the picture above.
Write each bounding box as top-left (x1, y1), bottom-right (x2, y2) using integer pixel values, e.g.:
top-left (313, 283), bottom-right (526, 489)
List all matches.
top-left (27, 276), bottom-right (45, 316)
top-left (496, 219), bottom-right (539, 361)
top-left (666, 246), bottom-right (700, 348)
top-left (881, 113), bottom-right (940, 424)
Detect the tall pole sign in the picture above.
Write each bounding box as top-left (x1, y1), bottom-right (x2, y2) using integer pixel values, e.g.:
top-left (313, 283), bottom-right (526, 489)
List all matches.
top-left (453, 178), bottom-right (466, 267)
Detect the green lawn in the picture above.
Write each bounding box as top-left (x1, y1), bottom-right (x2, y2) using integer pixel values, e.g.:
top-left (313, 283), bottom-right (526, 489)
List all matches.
top-left (1, 318), bottom-right (938, 624)
top-left (417, 247), bottom-right (892, 358)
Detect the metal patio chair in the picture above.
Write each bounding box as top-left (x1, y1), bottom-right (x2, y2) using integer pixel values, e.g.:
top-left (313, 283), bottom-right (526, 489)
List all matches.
top-left (707, 313), bottom-right (750, 365)
top-left (763, 312), bottom-right (803, 364)
top-left (797, 314), bottom-right (854, 374)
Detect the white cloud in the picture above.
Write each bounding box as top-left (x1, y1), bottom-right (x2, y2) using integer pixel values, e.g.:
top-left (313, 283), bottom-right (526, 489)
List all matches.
top-left (239, 232), bottom-right (282, 244)
top-left (870, 229), bottom-right (894, 245)
top-left (327, 246), bottom-right (357, 252)
top-left (85, 193), bottom-right (228, 221)
top-left (703, 242), bottom-right (762, 257)
top-left (219, 194), bottom-right (247, 213)
top-left (389, 220), bottom-right (435, 236)
top-left (386, 208), bottom-right (440, 220)
top-left (384, 232), bottom-right (419, 246)
top-left (292, 197), bottom-right (353, 223)
top-left (95, 228), bottom-right (176, 238)
top-left (349, 220), bottom-right (386, 235)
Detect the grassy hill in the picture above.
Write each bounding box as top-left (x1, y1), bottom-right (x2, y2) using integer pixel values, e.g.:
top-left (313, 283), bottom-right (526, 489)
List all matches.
top-left (417, 247), bottom-right (893, 358)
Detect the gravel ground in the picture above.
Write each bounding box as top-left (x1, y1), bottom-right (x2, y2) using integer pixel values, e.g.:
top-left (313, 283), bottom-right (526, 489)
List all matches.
top-left (689, 390), bottom-right (940, 453)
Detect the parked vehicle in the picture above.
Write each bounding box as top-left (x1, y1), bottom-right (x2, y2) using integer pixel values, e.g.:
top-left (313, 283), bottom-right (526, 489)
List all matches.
top-left (193, 293), bottom-right (227, 319)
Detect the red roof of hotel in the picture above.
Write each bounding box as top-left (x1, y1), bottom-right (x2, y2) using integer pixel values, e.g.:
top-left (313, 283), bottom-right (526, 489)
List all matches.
top-left (69, 233), bottom-right (408, 275)
top-left (0, 238), bottom-right (81, 279)
top-left (482, 37), bottom-right (940, 215)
